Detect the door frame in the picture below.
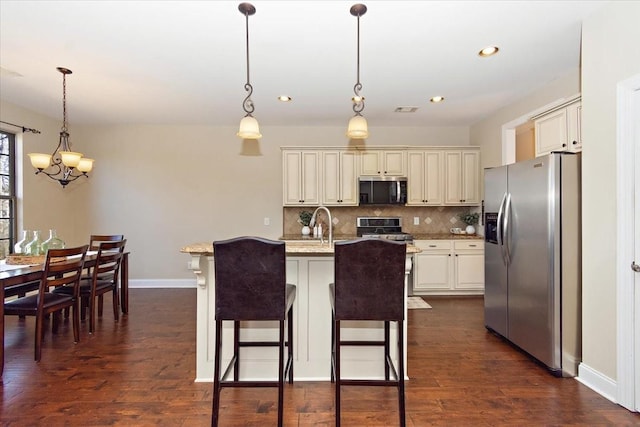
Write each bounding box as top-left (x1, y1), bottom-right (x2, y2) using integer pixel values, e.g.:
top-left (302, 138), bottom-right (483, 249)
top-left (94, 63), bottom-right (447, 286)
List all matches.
top-left (616, 73), bottom-right (640, 411)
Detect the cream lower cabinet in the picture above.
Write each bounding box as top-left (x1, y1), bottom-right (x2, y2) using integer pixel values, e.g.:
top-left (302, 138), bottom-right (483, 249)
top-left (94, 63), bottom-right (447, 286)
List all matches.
top-left (412, 240), bottom-right (484, 295)
top-left (282, 150), bottom-right (320, 206)
top-left (413, 240), bottom-right (452, 292)
top-left (452, 241), bottom-right (484, 291)
top-left (322, 151), bottom-right (358, 206)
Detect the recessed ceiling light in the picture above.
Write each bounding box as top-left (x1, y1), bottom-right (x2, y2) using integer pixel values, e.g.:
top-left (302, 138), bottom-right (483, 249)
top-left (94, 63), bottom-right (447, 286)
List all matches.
top-left (478, 45), bottom-right (499, 57)
top-left (278, 95), bottom-right (292, 102)
top-left (430, 96), bottom-right (445, 103)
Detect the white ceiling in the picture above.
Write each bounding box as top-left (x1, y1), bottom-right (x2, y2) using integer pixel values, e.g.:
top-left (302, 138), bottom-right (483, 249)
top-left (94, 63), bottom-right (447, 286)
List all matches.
top-left (0, 1), bottom-right (605, 128)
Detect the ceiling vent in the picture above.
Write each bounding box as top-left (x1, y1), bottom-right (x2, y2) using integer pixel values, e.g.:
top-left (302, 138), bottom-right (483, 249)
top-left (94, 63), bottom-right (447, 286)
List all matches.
top-left (394, 106), bottom-right (418, 113)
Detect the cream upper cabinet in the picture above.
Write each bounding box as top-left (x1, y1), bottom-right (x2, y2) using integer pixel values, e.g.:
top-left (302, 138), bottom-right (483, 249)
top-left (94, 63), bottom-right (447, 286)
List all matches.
top-left (282, 150), bottom-right (320, 206)
top-left (566, 101), bottom-right (582, 153)
top-left (407, 150), bottom-right (443, 205)
top-left (322, 151), bottom-right (358, 206)
top-left (359, 150), bottom-right (406, 176)
top-left (534, 97), bottom-right (582, 157)
top-left (444, 150), bottom-right (480, 205)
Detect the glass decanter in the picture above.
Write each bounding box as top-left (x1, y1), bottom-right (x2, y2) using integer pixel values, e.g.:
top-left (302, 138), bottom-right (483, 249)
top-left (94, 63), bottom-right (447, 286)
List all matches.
top-left (14, 230), bottom-right (33, 254)
top-left (24, 230), bottom-right (43, 256)
top-left (41, 229), bottom-right (66, 253)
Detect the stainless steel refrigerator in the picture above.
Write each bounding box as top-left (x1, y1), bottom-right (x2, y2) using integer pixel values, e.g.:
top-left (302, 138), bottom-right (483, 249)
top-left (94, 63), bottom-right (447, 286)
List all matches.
top-left (484, 152), bottom-right (581, 377)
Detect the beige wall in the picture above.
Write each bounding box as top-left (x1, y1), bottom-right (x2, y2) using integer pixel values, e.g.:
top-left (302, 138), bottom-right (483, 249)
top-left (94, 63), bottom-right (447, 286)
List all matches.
top-left (0, 102), bottom-right (470, 280)
top-left (515, 126), bottom-right (535, 162)
top-left (581, 1), bottom-right (640, 381)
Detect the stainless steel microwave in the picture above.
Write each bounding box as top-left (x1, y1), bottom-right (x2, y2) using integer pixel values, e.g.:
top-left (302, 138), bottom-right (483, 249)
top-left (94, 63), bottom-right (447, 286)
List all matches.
top-left (358, 177), bottom-right (408, 205)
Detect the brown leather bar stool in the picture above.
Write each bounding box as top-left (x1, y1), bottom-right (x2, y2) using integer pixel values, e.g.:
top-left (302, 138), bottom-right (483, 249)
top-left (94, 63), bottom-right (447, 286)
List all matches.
top-left (330, 238), bottom-right (407, 427)
top-left (211, 237), bottom-right (296, 427)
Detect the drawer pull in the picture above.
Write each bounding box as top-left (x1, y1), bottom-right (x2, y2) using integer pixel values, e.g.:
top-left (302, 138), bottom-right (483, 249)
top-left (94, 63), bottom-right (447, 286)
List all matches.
top-left (469, 244), bottom-right (477, 247)
top-left (428, 245), bottom-right (437, 248)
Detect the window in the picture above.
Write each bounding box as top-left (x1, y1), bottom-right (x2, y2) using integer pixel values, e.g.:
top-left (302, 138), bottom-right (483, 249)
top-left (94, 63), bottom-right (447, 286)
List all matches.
top-left (0, 131), bottom-right (16, 258)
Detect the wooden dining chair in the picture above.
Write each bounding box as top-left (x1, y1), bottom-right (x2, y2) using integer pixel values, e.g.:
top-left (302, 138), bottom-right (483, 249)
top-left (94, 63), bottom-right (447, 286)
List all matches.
top-left (54, 240), bottom-right (126, 333)
top-left (85, 234), bottom-right (125, 312)
top-left (329, 238), bottom-right (407, 427)
top-left (3, 245), bottom-right (89, 361)
top-left (88, 234), bottom-right (125, 251)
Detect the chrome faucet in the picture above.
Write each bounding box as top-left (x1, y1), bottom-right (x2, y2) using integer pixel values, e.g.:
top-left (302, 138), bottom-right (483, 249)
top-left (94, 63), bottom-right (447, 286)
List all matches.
top-left (309, 206), bottom-right (333, 246)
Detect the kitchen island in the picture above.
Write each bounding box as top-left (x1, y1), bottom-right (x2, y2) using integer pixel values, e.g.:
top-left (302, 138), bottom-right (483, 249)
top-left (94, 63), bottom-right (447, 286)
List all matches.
top-left (181, 240), bottom-right (420, 382)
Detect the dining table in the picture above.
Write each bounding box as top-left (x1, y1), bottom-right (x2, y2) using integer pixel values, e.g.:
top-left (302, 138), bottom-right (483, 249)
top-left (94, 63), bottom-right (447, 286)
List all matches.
top-left (0, 251), bottom-right (129, 376)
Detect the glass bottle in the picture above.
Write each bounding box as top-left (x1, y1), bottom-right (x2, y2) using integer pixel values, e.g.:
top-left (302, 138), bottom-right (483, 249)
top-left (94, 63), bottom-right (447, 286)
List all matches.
top-left (41, 229), bottom-right (66, 253)
top-left (24, 230), bottom-right (43, 256)
top-left (14, 230), bottom-right (32, 254)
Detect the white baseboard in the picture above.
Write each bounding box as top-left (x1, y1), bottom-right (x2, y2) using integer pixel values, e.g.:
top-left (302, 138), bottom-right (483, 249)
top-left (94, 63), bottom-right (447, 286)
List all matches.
top-left (577, 362), bottom-right (618, 404)
top-left (129, 279), bottom-right (196, 289)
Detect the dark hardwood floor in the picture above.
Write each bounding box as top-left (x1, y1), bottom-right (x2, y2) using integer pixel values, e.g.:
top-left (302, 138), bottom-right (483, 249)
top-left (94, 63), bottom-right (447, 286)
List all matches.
top-left (1, 289), bottom-right (638, 426)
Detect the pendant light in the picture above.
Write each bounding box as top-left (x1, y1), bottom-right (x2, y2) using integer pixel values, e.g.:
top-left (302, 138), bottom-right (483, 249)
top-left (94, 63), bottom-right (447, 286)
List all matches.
top-left (237, 2), bottom-right (261, 139)
top-left (347, 3), bottom-right (368, 139)
top-left (28, 67), bottom-right (94, 188)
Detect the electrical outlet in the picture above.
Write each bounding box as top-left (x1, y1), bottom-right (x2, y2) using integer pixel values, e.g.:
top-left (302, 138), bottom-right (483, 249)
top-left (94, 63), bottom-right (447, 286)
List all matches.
top-left (413, 217), bottom-right (420, 225)
top-left (263, 217), bottom-right (270, 226)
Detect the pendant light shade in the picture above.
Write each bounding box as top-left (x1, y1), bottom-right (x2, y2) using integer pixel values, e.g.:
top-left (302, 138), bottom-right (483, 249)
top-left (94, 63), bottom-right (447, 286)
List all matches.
top-left (347, 115), bottom-right (369, 139)
top-left (237, 115), bottom-right (262, 139)
top-left (346, 4), bottom-right (368, 139)
top-left (237, 3), bottom-right (261, 140)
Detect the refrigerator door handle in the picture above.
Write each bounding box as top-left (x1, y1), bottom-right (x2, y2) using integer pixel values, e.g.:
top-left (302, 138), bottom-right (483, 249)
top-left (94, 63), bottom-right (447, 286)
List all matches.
top-left (497, 192), bottom-right (507, 265)
top-left (504, 193), bottom-right (512, 265)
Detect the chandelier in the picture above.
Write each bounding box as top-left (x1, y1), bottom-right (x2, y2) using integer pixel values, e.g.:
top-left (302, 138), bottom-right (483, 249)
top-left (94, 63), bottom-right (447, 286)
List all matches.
top-left (28, 67), bottom-right (94, 188)
top-left (237, 2), bottom-right (261, 139)
top-left (346, 3), bottom-right (368, 139)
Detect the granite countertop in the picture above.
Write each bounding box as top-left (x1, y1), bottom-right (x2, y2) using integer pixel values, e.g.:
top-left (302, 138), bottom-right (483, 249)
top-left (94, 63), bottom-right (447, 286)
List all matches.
top-left (181, 239), bottom-right (422, 255)
top-left (412, 233), bottom-right (484, 240)
top-left (281, 233), bottom-right (483, 241)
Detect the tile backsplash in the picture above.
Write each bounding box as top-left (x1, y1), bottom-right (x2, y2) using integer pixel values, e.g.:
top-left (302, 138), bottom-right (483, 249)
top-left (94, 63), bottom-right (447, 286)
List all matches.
top-left (283, 205), bottom-right (481, 236)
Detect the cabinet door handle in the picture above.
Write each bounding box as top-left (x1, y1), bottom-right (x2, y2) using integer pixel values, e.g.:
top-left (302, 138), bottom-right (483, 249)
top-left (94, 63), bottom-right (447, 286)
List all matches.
top-left (572, 141), bottom-right (578, 145)
top-left (562, 143), bottom-right (567, 147)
